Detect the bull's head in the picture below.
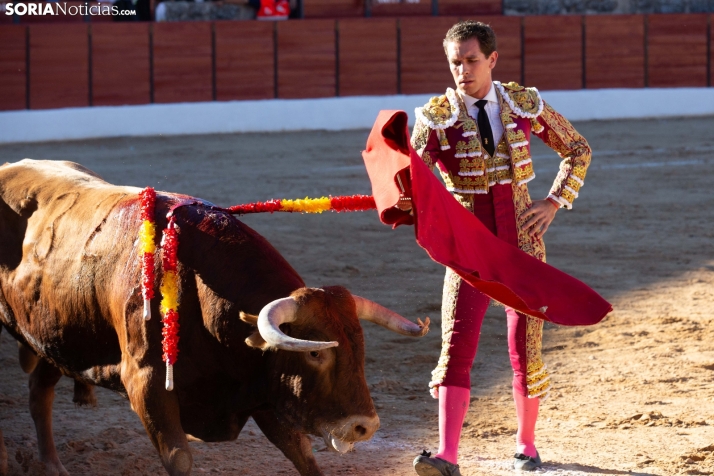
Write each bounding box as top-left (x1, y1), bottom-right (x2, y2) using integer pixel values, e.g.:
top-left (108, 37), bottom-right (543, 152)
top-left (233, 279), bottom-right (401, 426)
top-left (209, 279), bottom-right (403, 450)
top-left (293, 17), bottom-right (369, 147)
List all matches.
top-left (240, 286), bottom-right (429, 453)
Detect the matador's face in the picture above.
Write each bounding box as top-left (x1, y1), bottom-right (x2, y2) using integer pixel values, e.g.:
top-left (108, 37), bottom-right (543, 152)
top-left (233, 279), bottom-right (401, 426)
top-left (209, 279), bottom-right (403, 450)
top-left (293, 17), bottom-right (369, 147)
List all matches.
top-left (445, 39), bottom-right (498, 99)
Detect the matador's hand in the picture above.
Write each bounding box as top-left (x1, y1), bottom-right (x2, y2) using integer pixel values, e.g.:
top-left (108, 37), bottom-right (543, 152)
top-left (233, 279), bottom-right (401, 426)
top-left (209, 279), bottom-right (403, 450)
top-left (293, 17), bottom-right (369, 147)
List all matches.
top-left (519, 200), bottom-right (558, 239)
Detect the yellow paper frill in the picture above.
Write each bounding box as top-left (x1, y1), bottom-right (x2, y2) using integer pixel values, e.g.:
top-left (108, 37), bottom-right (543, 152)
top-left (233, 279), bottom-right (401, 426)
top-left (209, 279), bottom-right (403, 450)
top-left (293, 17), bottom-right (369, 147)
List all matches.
top-left (139, 220), bottom-right (157, 254)
top-left (160, 270), bottom-right (179, 315)
top-left (280, 197), bottom-right (331, 214)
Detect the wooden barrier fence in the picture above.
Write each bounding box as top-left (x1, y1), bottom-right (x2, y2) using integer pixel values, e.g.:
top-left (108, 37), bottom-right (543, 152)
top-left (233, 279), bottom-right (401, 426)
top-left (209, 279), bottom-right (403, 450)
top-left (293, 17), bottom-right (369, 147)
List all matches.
top-left (0, 14), bottom-right (711, 111)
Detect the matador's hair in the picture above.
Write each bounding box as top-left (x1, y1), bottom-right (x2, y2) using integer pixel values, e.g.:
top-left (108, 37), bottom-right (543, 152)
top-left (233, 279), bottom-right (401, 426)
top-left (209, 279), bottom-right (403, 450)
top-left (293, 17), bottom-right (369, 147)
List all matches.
top-left (443, 21), bottom-right (497, 57)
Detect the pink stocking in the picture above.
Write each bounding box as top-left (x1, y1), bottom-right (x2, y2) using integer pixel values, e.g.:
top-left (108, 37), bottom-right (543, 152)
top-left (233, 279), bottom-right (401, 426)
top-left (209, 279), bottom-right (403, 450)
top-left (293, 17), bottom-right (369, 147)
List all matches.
top-left (513, 388), bottom-right (539, 457)
top-left (434, 385), bottom-right (471, 465)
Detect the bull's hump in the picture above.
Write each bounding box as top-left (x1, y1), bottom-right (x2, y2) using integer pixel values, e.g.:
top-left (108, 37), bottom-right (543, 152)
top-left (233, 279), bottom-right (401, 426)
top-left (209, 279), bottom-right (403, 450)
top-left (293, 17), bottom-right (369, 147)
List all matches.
top-left (0, 160), bottom-right (138, 209)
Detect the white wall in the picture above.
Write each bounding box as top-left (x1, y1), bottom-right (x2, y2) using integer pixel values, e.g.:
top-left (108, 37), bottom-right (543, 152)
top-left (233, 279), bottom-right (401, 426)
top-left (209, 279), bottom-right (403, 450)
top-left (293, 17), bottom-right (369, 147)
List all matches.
top-left (0, 87), bottom-right (712, 144)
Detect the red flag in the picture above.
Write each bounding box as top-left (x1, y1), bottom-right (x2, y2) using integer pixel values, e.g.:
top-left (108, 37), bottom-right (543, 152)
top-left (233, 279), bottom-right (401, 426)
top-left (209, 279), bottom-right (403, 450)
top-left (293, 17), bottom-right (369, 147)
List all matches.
top-left (362, 110), bottom-right (611, 326)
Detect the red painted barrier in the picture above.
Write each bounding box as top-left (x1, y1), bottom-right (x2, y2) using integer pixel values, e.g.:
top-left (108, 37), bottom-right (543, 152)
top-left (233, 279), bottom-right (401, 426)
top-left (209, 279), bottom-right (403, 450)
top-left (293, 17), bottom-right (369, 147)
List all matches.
top-left (439, 0), bottom-right (501, 16)
top-left (92, 23), bottom-right (150, 106)
top-left (586, 15), bottom-right (644, 89)
top-left (0, 14), bottom-right (711, 113)
top-left (524, 15), bottom-right (582, 90)
top-left (485, 16), bottom-right (521, 85)
top-left (152, 22), bottom-right (213, 103)
top-left (400, 17), bottom-right (458, 94)
top-left (338, 18), bottom-right (398, 96)
top-left (29, 24), bottom-right (89, 109)
top-left (0, 26), bottom-right (26, 111)
top-left (215, 22), bottom-right (275, 100)
top-left (648, 14), bottom-right (708, 88)
top-left (277, 19), bottom-right (336, 99)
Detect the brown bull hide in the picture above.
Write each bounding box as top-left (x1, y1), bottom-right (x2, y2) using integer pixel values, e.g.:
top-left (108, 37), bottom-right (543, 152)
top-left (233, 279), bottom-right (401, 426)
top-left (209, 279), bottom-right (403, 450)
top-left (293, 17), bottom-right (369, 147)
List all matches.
top-left (0, 159), bottom-right (420, 476)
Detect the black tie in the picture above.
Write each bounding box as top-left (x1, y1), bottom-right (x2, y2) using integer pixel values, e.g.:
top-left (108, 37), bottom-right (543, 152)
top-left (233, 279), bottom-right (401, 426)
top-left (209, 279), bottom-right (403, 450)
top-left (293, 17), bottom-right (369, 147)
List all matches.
top-left (475, 100), bottom-right (495, 157)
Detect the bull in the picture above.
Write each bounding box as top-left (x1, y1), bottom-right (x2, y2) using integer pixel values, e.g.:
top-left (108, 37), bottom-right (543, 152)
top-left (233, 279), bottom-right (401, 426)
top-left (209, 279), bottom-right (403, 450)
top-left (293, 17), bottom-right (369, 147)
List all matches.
top-left (0, 159), bottom-right (429, 476)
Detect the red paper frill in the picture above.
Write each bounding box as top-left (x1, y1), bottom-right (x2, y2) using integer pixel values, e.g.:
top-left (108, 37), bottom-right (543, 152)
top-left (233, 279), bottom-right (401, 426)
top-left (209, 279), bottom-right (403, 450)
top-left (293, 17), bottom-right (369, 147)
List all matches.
top-left (141, 253), bottom-right (154, 300)
top-left (162, 218), bottom-right (179, 272)
top-left (139, 187), bottom-right (156, 221)
top-left (162, 309), bottom-right (180, 365)
top-left (329, 194), bottom-right (376, 212)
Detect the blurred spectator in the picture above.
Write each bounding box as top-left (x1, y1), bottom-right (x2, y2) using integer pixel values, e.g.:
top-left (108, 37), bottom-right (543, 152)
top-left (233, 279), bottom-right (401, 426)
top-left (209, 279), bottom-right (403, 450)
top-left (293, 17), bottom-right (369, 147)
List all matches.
top-left (251, 0), bottom-right (289, 19)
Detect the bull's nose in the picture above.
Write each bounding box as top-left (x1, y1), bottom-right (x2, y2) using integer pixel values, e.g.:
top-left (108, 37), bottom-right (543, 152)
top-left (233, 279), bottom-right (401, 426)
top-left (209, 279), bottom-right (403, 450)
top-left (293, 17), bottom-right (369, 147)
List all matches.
top-left (336, 414), bottom-right (380, 442)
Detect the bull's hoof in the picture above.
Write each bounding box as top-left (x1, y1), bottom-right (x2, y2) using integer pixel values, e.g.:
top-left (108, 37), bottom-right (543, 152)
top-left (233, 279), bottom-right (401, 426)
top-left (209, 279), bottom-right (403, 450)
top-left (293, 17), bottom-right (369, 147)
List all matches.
top-left (413, 451), bottom-right (462, 476)
top-left (513, 452), bottom-right (542, 471)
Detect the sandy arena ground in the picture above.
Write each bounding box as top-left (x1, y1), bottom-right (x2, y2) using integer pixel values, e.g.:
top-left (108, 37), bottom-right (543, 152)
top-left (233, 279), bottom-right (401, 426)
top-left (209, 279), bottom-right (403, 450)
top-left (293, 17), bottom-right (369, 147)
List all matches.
top-left (0, 116), bottom-right (712, 476)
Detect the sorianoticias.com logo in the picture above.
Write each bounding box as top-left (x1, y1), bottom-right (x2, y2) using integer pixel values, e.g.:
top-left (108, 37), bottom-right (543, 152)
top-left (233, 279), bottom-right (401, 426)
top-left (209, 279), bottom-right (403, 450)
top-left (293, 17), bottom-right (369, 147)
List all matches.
top-left (3, 2), bottom-right (135, 16)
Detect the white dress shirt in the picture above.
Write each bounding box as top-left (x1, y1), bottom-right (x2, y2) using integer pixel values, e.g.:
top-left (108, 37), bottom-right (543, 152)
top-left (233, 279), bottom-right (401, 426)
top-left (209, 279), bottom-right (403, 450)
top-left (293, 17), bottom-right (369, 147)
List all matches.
top-left (459, 83), bottom-right (504, 149)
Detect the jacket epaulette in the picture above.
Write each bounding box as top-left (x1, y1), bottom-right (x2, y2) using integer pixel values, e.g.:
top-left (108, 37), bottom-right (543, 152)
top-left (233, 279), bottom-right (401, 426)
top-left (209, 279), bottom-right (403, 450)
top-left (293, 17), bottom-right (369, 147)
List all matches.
top-left (495, 81), bottom-right (544, 119)
top-left (414, 88), bottom-right (461, 130)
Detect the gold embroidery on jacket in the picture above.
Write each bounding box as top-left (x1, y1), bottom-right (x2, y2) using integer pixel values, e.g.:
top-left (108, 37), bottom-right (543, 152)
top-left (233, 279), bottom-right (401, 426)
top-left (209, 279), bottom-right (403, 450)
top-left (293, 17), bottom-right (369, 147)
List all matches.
top-left (539, 103), bottom-right (591, 208)
top-left (411, 117), bottom-right (431, 152)
top-left (421, 150), bottom-right (434, 170)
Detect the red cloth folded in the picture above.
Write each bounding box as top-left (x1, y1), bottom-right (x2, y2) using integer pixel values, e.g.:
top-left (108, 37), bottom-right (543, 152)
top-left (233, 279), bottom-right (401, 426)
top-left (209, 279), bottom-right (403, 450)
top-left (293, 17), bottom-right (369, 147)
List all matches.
top-left (362, 110), bottom-right (611, 326)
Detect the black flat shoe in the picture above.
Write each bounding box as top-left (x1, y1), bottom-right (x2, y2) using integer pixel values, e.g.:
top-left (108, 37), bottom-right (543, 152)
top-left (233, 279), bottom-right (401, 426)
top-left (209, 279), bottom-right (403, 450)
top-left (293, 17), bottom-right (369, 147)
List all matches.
top-left (413, 451), bottom-right (462, 476)
top-left (513, 452), bottom-right (542, 471)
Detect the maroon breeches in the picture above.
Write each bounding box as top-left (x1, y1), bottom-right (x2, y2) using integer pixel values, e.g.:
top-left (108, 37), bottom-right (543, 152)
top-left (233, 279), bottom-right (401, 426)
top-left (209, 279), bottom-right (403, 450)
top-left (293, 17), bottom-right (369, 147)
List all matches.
top-left (437, 184), bottom-right (539, 397)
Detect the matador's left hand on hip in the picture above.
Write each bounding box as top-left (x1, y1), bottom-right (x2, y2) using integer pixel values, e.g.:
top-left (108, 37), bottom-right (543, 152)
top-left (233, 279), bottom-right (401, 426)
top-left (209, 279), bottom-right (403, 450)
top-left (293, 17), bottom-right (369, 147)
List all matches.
top-left (520, 200), bottom-right (558, 240)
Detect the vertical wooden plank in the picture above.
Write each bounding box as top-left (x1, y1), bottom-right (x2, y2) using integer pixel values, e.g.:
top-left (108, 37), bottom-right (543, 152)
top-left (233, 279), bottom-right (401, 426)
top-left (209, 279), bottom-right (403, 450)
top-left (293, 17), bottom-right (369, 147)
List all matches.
top-left (586, 15), bottom-right (644, 89)
top-left (29, 24), bottom-right (89, 109)
top-left (92, 23), bottom-right (150, 106)
top-left (707, 14), bottom-right (714, 87)
top-left (277, 20), bottom-right (335, 99)
top-left (215, 21), bottom-right (274, 101)
top-left (338, 18), bottom-right (397, 96)
top-left (303, 0), bottom-right (363, 18)
top-left (524, 15), bottom-right (582, 90)
top-left (710, 14), bottom-right (713, 87)
top-left (648, 14), bottom-right (708, 88)
top-left (400, 17), bottom-right (460, 95)
top-left (0, 26), bottom-right (27, 111)
top-left (153, 22), bottom-right (213, 104)
top-left (484, 16), bottom-right (521, 84)
top-left (438, 0), bottom-right (501, 16)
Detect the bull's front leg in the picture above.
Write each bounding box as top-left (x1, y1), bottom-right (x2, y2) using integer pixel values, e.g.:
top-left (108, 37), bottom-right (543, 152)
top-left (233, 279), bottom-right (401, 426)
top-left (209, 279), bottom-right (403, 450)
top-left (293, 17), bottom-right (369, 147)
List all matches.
top-left (252, 410), bottom-right (324, 476)
top-left (28, 358), bottom-right (68, 476)
top-left (121, 363), bottom-right (192, 476)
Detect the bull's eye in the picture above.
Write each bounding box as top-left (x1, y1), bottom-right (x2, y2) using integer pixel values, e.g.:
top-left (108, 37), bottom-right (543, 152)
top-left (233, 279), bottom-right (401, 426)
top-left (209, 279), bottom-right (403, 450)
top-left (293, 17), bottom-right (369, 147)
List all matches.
top-left (309, 351), bottom-right (320, 359)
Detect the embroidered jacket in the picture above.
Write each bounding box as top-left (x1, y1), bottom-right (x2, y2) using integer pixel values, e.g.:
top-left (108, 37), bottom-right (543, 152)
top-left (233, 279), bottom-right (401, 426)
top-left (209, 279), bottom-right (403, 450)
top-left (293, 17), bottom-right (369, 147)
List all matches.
top-left (411, 81), bottom-right (592, 211)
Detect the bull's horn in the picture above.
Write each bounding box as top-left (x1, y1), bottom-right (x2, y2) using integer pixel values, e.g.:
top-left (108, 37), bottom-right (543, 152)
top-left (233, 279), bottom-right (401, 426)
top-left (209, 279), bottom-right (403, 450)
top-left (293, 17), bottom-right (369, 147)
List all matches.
top-left (353, 295), bottom-right (430, 337)
top-left (257, 297), bottom-right (339, 352)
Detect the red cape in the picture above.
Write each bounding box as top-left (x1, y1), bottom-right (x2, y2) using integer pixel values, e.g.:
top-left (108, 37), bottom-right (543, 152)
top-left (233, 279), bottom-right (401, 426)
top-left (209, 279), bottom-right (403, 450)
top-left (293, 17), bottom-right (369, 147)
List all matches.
top-left (362, 110), bottom-right (612, 326)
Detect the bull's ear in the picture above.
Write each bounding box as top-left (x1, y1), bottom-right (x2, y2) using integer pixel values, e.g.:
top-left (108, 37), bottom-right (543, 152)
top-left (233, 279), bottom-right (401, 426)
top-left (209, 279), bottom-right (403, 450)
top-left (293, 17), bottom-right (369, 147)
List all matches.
top-left (240, 311), bottom-right (259, 327)
top-left (245, 331), bottom-right (271, 351)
